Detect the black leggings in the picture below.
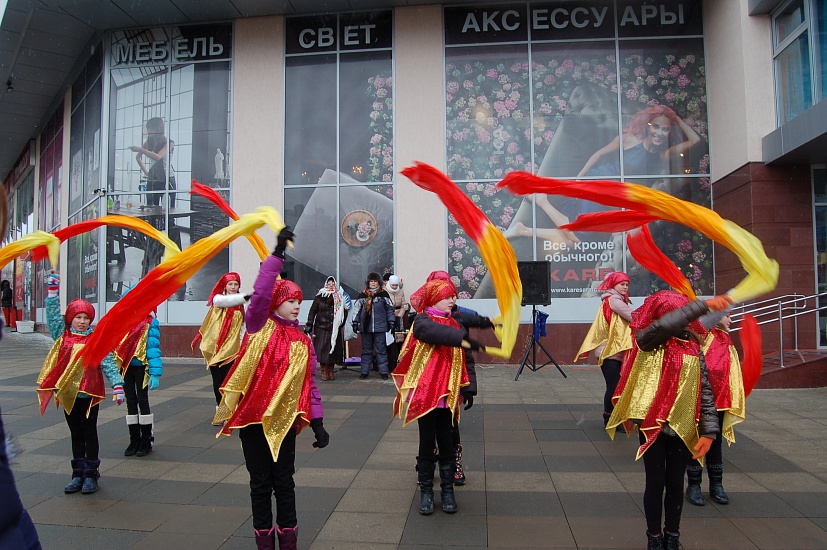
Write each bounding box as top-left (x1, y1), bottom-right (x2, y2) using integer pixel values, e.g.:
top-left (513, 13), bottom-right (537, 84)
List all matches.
top-left (123, 363), bottom-right (150, 416)
top-left (417, 408), bottom-right (455, 465)
top-left (688, 411), bottom-right (725, 468)
top-left (640, 431), bottom-right (691, 534)
top-left (239, 424), bottom-right (297, 531)
top-left (600, 359), bottom-right (622, 417)
top-left (64, 398), bottom-right (100, 460)
top-left (210, 362), bottom-right (233, 405)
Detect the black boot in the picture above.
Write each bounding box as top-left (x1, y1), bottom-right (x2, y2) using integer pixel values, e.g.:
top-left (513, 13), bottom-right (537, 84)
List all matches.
top-left (82, 458), bottom-right (101, 494)
top-left (416, 458), bottom-right (435, 515)
top-left (136, 414), bottom-right (153, 457)
top-left (685, 466), bottom-right (705, 506)
top-left (439, 463), bottom-right (457, 513)
top-left (124, 415), bottom-right (140, 456)
top-left (663, 531), bottom-right (681, 550)
top-left (454, 443), bottom-right (466, 486)
top-left (707, 463), bottom-right (729, 504)
top-left (646, 531), bottom-right (663, 550)
top-left (64, 458), bottom-right (85, 493)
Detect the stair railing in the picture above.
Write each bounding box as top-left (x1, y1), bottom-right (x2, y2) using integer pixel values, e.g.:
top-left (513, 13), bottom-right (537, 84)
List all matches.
top-left (729, 292), bottom-right (827, 368)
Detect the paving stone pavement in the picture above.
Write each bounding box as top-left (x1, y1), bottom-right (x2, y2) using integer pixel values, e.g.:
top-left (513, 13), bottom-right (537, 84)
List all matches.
top-left (2, 328), bottom-right (827, 549)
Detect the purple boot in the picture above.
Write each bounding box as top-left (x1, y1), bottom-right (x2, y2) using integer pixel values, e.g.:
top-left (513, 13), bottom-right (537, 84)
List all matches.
top-left (254, 526), bottom-right (275, 550)
top-left (277, 525), bottom-right (297, 550)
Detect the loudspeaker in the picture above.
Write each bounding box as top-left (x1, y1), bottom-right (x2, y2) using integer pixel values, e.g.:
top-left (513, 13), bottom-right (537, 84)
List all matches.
top-left (518, 261), bottom-right (551, 306)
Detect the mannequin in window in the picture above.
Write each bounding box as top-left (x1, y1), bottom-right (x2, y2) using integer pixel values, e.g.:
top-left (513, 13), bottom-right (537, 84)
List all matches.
top-left (130, 117), bottom-right (174, 207)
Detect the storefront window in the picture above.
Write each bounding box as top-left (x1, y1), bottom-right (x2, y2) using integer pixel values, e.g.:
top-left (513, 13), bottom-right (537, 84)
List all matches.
top-left (36, 104), bottom-right (64, 317)
top-left (814, 167), bottom-right (827, 346)
top-left (284, 11), bottom-right (394, 298)
top-left (773, 0), bottom-right (815, 124)
top-left (106, 24), bottom-right (232, 319)
top-left (444, 1), bottom-right (712, 308)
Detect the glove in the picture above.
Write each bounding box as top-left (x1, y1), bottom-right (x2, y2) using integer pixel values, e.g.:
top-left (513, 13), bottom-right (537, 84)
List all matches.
top-left (462, 338), bottom-right (484, 352)
top-left (309, 418), bottom-right (329, 449)
top-left (148, 375), bottom-right (160, 390)
top-left (462, 393), bottom-right (474, 410)
top-left (243, 294), bottom-right (252, 301)
top-left (304, 325), bottom-right (313, 335)
top-left (273, 226), bottom-right (295, 258)
top-left (113, 385), bottom-right (125, 405)
top-left (705, 294), bottom-right (734, 312)
top-left (479, 316), bottom-right (495, 329)
top-left (692, 436), bottom-right (714, 460)
top-left (47, 271), bottom-right (60, 298)
top-left (352, 322), bottom-right (360, 334)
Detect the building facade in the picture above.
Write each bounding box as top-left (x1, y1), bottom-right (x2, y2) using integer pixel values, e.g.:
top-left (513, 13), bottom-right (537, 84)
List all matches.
top-left (0, 0), bottom-right (822, 359)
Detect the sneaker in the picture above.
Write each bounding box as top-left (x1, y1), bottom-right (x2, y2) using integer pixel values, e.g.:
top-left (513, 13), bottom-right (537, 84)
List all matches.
top-left (359, 374), bottom-right (368, 380)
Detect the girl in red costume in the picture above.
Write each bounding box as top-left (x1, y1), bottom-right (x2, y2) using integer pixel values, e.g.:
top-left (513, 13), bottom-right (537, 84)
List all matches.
top-left (37, 272), bottom-right (124, 495)
top-left (607, 290), bottom-right (720, 550)
top-left (193, 272), bottom-right (248, 422)
top-left (393, 279), bottom-right (480, 516)
top-left (685, 311), bottom-right (745, 506)
top-left (214, 228), bottom-right (329, 550)
top-left (574, 271), bottom-right (633, 426)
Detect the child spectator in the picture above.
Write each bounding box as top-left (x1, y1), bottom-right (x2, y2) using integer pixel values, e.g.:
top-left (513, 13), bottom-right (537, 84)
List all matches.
top-left (214, 228), bottom-right (329, 550)
top-left (351, 272), bottom-right (395, 380)
top-left (114, 304), bottom-right (162, 457)
top-left (37, 272), bottom-right (124, 495)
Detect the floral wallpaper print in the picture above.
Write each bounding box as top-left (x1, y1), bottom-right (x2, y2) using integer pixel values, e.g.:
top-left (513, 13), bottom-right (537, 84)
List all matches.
top-left (367, 73), bottom-right (394, 186)
top-left (445, 40), bottom-right (714, 299)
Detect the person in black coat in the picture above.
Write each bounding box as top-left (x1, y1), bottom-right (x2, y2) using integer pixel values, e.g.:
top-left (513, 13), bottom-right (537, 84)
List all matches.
top-left (0, 404), bottom-right (42, 549)
top-left (351, 272), bottom-right (395, 380)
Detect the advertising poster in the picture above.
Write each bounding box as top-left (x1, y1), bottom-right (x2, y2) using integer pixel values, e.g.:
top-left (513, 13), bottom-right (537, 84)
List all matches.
top-left (444, 1), bottom-right (712, 305)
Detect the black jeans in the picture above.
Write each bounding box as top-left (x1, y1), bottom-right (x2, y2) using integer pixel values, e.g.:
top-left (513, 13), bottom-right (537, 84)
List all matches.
top-left (640, 431), bottom-right (691, 534)
top-left (417, 408), bottom-right (454, 465)
top-left (123, 363), bottom-right (150, 416)
top-left (600, 358), bottom-right (622, 419)
top-left (239, 424), bottom-right (297, 531)
top-left (64, 397), bottom-right (99, 460)
top-left (210, 362), bottom-right (233, 405)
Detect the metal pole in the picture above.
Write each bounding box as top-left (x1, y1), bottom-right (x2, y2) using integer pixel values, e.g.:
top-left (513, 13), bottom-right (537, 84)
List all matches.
top-left (779, 301), bottom-right (785, 369)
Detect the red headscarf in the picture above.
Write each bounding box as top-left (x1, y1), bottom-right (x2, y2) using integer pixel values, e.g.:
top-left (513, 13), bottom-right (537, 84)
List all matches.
top-left (416, 280), bottom-right (457, 311)
top-left (270, 280), bottom-right (302, 312)
top-left (597, 271), bottom-right (630, 291)
top-left (208, 272), bottom-right (241, 306)
top-left (64, 299), bottom-right (95, 328)
top-left (411, 270), bottom-right (458, 312)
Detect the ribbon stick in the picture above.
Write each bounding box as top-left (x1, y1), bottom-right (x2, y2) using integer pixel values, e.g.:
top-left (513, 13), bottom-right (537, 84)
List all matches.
top-left (31, 215), bottom-right (181, 264)
top-left (401, 162), bottom-right (521, 358)
top-left (0, 231), bottom-right (60, 270)
top-left (499, 173), bottom-right (778, 304)
top-left (79, 207), bottom-right (285, 368)
top-left (191, 181), bottom-right (269, 260)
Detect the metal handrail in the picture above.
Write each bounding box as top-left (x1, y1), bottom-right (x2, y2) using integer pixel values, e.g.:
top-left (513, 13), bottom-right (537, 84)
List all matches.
top-left (729, 292), bottom-right (827, 368)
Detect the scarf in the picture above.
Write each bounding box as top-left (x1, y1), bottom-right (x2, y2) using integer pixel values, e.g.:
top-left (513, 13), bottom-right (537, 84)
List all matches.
top-left (316, 276), bottom-right (345, 354)
top-left (362, 286), bottom-right (379, 323)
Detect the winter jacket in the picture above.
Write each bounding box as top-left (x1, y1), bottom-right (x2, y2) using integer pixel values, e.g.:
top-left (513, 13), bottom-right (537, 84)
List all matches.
top-left (352, 289), bottom-right (396, 333)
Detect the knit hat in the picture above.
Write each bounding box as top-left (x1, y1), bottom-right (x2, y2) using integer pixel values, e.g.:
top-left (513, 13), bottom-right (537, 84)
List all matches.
top-left (208, 272), bottom-right (241, 305)
top-left (270, 279), bottom-right (302, 312)
top-left (597, 271), bottom-right (630, 291)
top-left (388, 275), bottom-right (400, 287)
top-left (415, 280), bottom-right (456, 310)
top-left (65, 299), bottom-right (95, 326)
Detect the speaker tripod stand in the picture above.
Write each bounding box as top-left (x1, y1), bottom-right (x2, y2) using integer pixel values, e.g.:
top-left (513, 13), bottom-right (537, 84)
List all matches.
top-left (515, 305), bottom-right (567, 381)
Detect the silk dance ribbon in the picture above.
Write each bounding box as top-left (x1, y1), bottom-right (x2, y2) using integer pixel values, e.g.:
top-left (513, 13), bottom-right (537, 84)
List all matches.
top-left (498, 173), bottom-right (778, 305)
top-left (191, 181), bottom-right (269, 260)
top-left (401, 162), bottom-right (521, 359)
top-left (79, 207), bottom-right (286, 368)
